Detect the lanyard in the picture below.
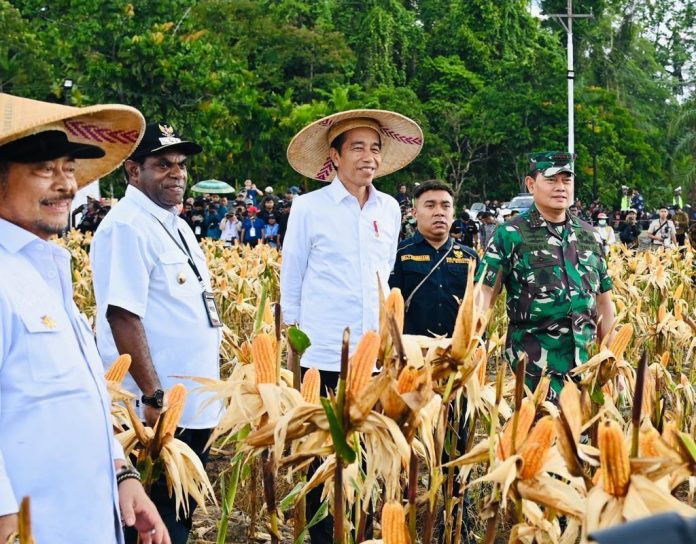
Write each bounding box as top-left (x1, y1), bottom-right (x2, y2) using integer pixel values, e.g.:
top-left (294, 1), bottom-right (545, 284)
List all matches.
top-left (153, 216), bottom-right (206, 289)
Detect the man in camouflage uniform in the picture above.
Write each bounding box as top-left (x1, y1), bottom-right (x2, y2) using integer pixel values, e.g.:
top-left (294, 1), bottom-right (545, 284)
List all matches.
top-left (476, 151), bottom-right (615, 397)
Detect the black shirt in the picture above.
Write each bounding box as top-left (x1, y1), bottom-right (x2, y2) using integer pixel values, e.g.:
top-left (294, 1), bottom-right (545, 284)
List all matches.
top-left (389, 231), bottom-right (479, 336)
top-left (450, 219), bottom-right (478, 247)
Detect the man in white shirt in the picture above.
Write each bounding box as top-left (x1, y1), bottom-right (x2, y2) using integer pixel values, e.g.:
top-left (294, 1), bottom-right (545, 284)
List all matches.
top-left (281, 109), bottom-right (423, 543)
top-left (91, 122), bottom-right (222, 544)
top-left (648, 206), bottom-right (677, 249)
top-left (0, 93), bottom-right (167, 544)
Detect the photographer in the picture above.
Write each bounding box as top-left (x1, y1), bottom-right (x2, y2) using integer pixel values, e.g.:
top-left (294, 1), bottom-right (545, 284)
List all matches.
top-left (220, 212), bottom-right (241, 246)
top-left (619, 209), bottom-right (642, 249)
top-left (648, 206), bottom-right (677, 249)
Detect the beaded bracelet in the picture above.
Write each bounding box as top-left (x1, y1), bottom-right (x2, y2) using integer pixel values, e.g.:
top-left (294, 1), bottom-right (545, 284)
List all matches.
top-left (116, 466), bottom-right (141, 486)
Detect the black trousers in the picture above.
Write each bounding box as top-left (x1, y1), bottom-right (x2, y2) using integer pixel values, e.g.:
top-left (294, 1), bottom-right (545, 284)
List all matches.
top-left (302, 368), bottom-right (373, 543)
top-left (125, 427), bottom-right (212, 544)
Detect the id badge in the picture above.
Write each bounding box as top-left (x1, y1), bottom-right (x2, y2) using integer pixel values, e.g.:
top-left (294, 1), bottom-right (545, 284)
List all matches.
top-left (202, 291), bottom-right (223, 327)
top-left (249, 226), bottom-right (256, 238)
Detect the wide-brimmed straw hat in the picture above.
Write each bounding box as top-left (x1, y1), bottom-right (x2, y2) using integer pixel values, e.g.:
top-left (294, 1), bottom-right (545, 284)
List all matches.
top-left (0, 93), bottom-right (145, 187)
top-left (287, 109), bottom-right (423, 182)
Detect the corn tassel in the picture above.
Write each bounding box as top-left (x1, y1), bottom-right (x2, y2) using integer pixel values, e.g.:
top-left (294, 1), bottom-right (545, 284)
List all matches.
top-left (381, 501), bottom-right (410, 544)
top-left (347, 331), bottom-right (380, 401)
top-left (301, 368), bottom-right (321, 404)
top-left (104, 354), bottom-right (131, 382)
top-left (397, 367), bottom-right (419, 394)
top-left (159, 383), bottom-right (187, 437)
top-left (497, 398), bottom-right (535, 460)
top-left (609, 324), bottom-right (633, 360)
top-left (598, 420), bottom-right (631, 497)
top-left (252, 333), bottom-right (277, 384)
top-left (518, 416), bottom-right (556, 480)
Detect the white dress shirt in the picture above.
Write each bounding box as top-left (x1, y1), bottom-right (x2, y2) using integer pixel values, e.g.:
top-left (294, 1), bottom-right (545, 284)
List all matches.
top-left (0, 219), bottom-right (123, 543)
top-left (91, 185), bottom-right (221, 429)
top-left (280, 177), bottom-right (401, 370)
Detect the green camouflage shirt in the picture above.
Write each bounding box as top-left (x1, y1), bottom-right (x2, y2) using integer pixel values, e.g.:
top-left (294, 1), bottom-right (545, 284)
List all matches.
top-left (476, 204), bottom-right (613, 395)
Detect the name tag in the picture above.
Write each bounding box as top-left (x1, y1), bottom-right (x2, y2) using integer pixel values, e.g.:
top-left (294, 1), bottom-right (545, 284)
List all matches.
top-left (202, 291), bottom-right (223, 328)
top-left (401, 254), bottom-right (430, 262)
top-left (249, 227), bottom-right (256, 237)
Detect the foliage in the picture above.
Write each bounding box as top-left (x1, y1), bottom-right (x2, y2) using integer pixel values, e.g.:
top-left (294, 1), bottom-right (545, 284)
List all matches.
top-left (5, 0), bottom-right (693, 208)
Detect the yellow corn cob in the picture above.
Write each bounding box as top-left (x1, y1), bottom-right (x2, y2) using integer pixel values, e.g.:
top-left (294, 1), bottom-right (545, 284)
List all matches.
top-left (662, 420), bottom-right (680, 450)
top-left (518, 416), bottom-right (556, 480)
top-left (159, 384), bottom-right (187, 437)
top-left (636, 297), bottom-right (642, 316)
top-left (497, 398), bottom-right (536, 460)
top-left (385, 288), bottom-right (405, 334)
top-left (347, 331), bottom-right (380, 400)
top-left (301, 368), bottom-right (321, 404)
top-left (104, 354), bottom-right (132, 382)
top-left (263, 298), bottom-right (274, 326)
top-left (381, 501), bottom-right (410, 544)
top-left (609, 324), bottom-right (633, 360)
top-left (674, 282), bottom-right (684, 300)
top-left (660, 351), bottom-right (670, 367)
top-left (559, 381), bottom-right (583, 439)
top-left (598, 420), bottom-right (631, 497)
top-left (475, 346), bottom-right (487, 386)
top-left (397, 366), bottom-right (419, 394)
top-left (239, 340), bottom-right (253, 365)
top-left (658, 302), bottom-right (667, 322)
top-left (675, 301), bottom-right (683, 321)
top-left (252, 333), bottom-right (277, 384)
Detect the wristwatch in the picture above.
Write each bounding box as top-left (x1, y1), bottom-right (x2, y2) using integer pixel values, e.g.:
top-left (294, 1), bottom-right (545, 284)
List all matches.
top-left (141, 388), bottom-right (164, 408)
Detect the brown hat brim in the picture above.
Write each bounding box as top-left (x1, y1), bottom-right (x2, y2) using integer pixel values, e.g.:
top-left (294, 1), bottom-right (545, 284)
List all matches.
top-left (286, 109), bottom-right (423, 182)
top-left (0, 93), bottom-right (145, 188)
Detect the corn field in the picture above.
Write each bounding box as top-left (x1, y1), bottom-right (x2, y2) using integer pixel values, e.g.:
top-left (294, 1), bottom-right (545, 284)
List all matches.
top-left (49, 233), bottom-right (696, 543)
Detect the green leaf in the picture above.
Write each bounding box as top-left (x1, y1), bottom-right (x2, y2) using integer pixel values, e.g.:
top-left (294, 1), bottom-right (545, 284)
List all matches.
top-left (590, 387), bottom-right (605, 406)
top-left (279, 481), bottom-right (305, 512)
top-left (293, 499), bottom-right (329, 544)
top-left (254, 282), bottom-right (268, 334)
top-left (217, 452), bottom-right (245, 544)
top-left (288, 326), bottom-right (311, 356)
top-left (678, 432), bottom-right (696, 463)
top-left (321, 397), bottom-right (356, 464)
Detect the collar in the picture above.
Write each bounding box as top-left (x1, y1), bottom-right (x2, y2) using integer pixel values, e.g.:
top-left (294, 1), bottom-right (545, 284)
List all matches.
top-left (125, 185), bottom-right (178, 225)
top-left (526, 203), bottom-right (580, 229)
top-left (328, 176), bottom-right (376, 205)
top-left (413, 229), bottom-right (453, 251)
top-left (0, 217), bottom-right (70, 258)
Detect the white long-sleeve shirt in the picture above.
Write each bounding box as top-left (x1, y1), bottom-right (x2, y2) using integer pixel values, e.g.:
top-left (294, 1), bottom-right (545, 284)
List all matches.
top-left (91, 185), bottom-right (221, 429)
top-left (280, 177), bottom-right (401, 370)
top-left (0, 219), bottom-right (123, 543)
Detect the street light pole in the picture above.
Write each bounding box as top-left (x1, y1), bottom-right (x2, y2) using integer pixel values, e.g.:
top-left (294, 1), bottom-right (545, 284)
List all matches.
top-left (545, 1), bottom-right (593, 156)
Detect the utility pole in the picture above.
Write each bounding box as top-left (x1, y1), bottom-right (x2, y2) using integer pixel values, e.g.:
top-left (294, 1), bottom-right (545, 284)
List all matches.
top-left (544, 1), bottom-right (593, 155)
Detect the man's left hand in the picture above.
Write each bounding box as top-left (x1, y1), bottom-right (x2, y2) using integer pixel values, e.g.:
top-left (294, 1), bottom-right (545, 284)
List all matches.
top-left (119, 479), bottom-right (170, 544)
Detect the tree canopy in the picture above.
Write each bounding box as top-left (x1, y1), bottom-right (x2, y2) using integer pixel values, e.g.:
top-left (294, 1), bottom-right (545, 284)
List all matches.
top-left (3, 0), bottom-right (694, 209)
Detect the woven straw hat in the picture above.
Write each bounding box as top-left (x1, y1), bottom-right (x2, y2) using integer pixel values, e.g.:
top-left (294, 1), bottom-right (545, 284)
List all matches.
top-left (287, 109), bottom-right (423, 181)
top-left (0, 93), bottom-right (145, 188)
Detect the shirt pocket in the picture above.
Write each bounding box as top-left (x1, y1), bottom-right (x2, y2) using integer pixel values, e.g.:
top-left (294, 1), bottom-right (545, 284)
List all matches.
top-left (158, 250), bottom-right (201, 298)
top-left (578, 254), bottom-right (601, 293)
top-left (527, 252), bottom-right (564, 296)
top-left (17, 307), bottom-right (73, 382)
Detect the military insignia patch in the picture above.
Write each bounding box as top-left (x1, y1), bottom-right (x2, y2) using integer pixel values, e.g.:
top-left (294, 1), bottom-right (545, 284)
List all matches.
top-left (41, 315), bottom-right (57, 329)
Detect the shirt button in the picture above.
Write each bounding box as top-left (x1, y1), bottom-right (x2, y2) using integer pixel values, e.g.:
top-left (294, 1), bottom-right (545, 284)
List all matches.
top-left (439, 284), bottom-right (443, 288)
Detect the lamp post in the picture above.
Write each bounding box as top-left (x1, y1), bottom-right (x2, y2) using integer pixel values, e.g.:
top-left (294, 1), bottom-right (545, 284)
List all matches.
top-left (62, 78), bottom-right (73, 105)
top-left (544, 1), bottom-right (593, 156)
top-left (591, 118), bottom-right (598, 201)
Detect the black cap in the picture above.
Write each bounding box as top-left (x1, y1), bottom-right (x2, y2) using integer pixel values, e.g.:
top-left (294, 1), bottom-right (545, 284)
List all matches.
top-left (0, 130), bottom-right (105, 163)
top-left (129, 122), bottom-right (202, 160)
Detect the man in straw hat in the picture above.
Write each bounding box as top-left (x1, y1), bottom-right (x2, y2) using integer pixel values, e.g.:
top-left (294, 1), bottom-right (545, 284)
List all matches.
top-left (0, 93), bottom-right (168, 543)
top-left (90, 122), bottom-right (221, 544)
top-left (281, 109), bottom-right (423, 542)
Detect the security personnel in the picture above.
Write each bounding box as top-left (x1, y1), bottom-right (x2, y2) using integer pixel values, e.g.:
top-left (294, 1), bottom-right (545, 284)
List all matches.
top-left (390, 179), bottom-right (478, 336)
top-left (476, 151), bottom-right (615, 398)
